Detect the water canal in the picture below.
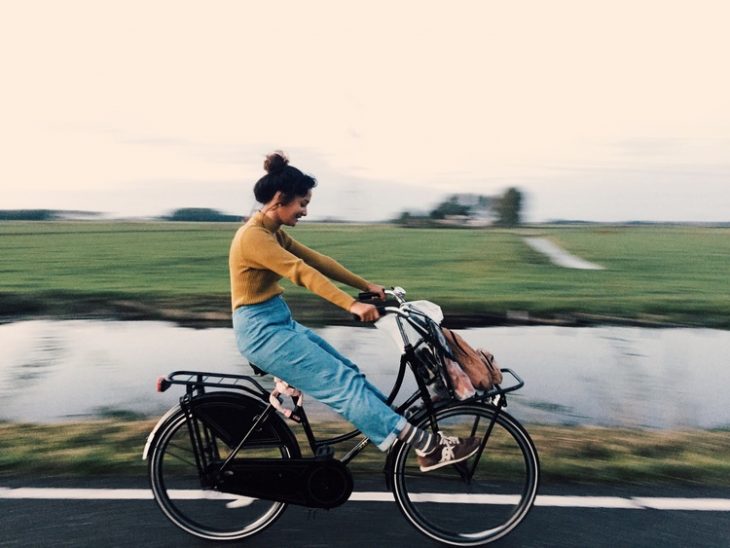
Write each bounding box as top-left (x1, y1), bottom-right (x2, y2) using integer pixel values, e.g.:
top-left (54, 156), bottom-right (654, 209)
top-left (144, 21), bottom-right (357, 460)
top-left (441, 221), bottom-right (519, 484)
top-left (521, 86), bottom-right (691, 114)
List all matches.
top-left (1, 319), bottom-right (728, 428)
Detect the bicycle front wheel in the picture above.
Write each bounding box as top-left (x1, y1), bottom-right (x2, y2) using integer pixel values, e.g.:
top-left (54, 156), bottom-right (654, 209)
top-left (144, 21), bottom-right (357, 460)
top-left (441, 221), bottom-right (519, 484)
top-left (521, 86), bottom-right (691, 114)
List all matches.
top-left (391, 403), bottom-right (539, 546)
top-left (148, 393), bottom-right (299, 542)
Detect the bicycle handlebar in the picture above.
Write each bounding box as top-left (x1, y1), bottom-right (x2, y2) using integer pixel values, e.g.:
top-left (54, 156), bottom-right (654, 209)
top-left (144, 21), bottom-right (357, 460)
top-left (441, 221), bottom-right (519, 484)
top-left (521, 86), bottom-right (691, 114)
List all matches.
top-left (351, 304), bottom-right (396, 322)
top-left (352, 287), bottom-right (410, 322)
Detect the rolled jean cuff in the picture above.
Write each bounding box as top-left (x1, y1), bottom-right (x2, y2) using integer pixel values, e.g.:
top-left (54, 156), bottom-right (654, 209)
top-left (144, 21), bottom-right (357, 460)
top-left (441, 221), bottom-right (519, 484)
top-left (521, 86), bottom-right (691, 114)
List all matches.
top-left (376, 415), bottom-right (409, 452)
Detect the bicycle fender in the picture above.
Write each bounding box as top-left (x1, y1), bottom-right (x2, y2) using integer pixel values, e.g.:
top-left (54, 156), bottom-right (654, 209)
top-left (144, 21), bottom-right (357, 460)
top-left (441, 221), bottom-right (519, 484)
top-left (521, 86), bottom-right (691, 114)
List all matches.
top-left (143, 392), bottom-right (299, 461)
top-left (142, 404), bottom-right (182, 460)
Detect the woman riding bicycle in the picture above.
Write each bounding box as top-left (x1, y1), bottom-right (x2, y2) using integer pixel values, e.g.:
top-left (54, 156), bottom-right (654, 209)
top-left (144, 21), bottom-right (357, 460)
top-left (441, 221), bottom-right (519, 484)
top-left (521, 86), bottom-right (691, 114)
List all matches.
top-left (229, 151), bottom-right (479, 471)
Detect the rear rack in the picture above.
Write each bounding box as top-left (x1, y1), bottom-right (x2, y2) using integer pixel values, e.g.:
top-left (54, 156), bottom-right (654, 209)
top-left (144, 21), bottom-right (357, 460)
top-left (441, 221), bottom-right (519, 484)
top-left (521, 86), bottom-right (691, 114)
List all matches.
top-left (476, 368), bottom-right (525, 401)
top-left (155, 366), bottom-right (524, 412)
top-left (157, 370), bottom-right (269, 400)
top-left (425, 367), bottom-right (525, 408)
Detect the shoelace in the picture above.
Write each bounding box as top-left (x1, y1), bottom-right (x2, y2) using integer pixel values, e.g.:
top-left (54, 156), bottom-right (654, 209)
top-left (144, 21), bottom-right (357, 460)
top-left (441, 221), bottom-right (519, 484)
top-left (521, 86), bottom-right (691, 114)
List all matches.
top-left (437, 433), bottom-right (459, 461)
top-left (439, 433), bottom-right (460, 445)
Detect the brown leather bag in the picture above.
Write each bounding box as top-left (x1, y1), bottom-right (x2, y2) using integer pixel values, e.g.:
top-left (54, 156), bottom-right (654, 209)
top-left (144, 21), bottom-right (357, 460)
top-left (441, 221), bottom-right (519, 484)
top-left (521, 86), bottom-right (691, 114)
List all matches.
top-left (443, 356), bottom-right (477, 400)
top-left (441, 327), bottom-right (503, 390)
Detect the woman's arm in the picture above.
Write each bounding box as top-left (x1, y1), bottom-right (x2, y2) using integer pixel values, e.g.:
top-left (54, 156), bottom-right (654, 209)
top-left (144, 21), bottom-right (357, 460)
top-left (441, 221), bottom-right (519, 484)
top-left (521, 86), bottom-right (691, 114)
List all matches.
top-left (284, 235), bottom-right (371, 290)
top-left (240, 227), bottom-right (360, 311)
top-left (285, 237), bottom-right (386, 318)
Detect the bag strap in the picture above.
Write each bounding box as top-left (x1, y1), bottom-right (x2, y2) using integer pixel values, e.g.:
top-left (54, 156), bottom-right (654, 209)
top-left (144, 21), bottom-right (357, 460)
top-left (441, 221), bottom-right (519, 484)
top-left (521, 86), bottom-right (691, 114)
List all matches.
top-left (478, 349), bottom-right (495, 368)
top-left (443, 327), bottom-right (471, 357)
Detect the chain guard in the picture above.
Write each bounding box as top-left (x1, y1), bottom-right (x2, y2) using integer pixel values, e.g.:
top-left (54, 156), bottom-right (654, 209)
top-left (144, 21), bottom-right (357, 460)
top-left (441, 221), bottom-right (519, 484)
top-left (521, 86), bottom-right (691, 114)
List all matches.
top-left (215, 457), bottom-right (353, 509)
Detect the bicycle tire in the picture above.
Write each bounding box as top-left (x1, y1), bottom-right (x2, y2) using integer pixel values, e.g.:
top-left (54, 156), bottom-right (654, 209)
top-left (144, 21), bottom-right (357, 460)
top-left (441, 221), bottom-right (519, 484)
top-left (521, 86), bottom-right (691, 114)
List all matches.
top-left (148, 392), bottom-right (300, 542)
top-left (390, 402), bottom-right (539, 546)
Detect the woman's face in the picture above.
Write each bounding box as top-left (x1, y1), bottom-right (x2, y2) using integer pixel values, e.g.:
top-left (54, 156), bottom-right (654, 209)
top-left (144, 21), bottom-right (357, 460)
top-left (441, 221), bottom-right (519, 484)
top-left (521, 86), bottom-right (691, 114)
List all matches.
top-left (275, 190), bottom-right (311, 227)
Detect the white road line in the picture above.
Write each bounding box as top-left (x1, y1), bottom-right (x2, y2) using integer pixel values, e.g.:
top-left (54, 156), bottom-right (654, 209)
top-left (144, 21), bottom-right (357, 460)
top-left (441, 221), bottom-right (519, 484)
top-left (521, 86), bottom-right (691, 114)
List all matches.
top-left (535, 496), bottom-right (643, 509)
top-left (1, 488), bottom-right (729, 511)
top-left (633, 497), bottom-right (730, 512)
top-left (0, 487), bottom-right (154, 500)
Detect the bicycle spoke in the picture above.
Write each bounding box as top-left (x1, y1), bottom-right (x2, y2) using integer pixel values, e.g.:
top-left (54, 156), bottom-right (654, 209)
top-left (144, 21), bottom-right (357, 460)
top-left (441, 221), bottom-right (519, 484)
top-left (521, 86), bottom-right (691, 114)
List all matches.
top-left (149, 395), bottom-right (299, 542)
top-left (162, 444), bottom-right (195, 466)
top-left (392, 404), bottom-right (539, 546)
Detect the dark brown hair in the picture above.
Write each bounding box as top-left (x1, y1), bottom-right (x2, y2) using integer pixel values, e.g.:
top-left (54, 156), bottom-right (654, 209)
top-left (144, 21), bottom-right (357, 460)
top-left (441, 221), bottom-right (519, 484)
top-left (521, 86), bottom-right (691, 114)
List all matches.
top-left (253, 151), bottom-right (317, 204)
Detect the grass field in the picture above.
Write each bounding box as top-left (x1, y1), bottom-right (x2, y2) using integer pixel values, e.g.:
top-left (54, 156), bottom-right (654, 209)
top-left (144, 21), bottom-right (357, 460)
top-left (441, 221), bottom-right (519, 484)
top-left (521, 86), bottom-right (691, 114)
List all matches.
top-left (1, 221), bottom-right (729, 327)
top-left (2, 420), bottom-right (729, 486)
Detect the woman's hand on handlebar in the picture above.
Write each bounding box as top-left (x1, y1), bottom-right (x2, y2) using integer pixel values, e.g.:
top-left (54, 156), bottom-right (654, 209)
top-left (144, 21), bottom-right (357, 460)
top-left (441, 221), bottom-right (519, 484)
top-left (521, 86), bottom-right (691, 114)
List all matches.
top-left (364, 283), bottom-right (386, 301)
top-left (350, 301), bottom-right (381, 322)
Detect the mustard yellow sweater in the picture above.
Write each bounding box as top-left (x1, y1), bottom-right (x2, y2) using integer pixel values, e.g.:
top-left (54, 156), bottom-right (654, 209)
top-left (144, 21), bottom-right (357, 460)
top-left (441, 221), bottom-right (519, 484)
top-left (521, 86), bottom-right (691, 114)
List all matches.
top-left (229, 212), bottom-right (370, 312)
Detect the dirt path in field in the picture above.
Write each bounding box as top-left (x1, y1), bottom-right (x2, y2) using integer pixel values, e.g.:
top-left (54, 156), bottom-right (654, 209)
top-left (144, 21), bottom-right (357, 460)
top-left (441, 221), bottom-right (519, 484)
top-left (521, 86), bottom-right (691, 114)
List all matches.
top-left (523, 237), bottom-right (604, 270)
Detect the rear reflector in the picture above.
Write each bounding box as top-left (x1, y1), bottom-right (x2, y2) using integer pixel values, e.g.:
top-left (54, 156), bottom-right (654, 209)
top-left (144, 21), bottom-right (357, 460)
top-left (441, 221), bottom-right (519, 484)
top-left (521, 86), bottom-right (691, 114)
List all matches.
top-left (156, 376), bottom-right (171, 392)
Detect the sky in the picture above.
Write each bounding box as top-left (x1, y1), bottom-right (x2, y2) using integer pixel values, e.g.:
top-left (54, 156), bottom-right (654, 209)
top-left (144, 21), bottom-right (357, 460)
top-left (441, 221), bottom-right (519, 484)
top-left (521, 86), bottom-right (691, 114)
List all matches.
top-left (1, 0), bottom-right (729, 222)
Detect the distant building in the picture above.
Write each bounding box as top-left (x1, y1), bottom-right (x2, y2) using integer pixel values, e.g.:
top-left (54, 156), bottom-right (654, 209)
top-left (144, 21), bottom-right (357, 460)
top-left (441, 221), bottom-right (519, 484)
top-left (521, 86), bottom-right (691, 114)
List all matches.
top-left (432, 193), bottom-right (496, 227)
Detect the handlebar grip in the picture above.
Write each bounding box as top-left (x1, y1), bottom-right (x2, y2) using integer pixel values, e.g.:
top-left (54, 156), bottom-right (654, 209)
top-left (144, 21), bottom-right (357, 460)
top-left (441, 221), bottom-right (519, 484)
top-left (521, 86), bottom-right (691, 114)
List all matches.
top-left (352, 305), bottom-right (388, 322)
top-left (357, 291), bottom-right (381, 301)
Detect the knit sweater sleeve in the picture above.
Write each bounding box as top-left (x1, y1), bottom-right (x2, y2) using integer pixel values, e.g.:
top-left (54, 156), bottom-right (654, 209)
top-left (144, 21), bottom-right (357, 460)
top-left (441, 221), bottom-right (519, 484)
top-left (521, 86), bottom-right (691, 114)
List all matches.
top-left (282, 232), bottom-right (370, 291)
top-left (242, 227), bottom-right (360, 311)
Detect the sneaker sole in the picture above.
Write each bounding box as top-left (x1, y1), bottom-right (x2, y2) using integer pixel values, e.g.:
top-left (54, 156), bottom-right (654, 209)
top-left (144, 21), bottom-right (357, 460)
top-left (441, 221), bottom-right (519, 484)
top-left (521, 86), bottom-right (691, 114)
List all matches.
top-left (418, 445), bottom-right (480, 472)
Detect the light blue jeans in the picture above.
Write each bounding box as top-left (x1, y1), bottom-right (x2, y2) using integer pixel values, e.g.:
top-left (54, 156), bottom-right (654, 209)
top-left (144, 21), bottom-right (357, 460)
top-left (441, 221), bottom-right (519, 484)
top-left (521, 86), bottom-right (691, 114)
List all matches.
top-left (232, 296), bottom-right (407, 450)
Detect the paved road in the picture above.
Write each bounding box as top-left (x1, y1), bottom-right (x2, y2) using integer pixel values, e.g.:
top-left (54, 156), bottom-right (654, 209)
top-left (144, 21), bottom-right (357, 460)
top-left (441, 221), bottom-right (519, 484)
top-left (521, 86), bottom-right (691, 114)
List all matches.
top-left (2, 478), bottom-right (729, 547)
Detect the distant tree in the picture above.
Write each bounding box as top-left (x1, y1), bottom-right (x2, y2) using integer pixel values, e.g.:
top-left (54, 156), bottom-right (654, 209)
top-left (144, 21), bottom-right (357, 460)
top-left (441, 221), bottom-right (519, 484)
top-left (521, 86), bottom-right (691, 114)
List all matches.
top-left (0, 209), bottom-right (56, 220)
top-left (495, 187), bottom-right (523, 227)
top-left (392, 210), bottom-right (433, 227)
top-left (476, 195), bottom-right (492, 209)
top-left (165, 208), bottom-right (242, 222)
top-left (397, 211), bottom-right (411, 223)
top-left (429, 195), bottom-right (472, 220)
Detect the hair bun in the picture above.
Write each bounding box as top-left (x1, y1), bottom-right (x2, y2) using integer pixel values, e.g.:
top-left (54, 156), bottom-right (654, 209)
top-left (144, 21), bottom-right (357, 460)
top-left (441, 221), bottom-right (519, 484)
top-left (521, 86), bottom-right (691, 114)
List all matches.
top-left (264, 151), bottom-right (289, 175)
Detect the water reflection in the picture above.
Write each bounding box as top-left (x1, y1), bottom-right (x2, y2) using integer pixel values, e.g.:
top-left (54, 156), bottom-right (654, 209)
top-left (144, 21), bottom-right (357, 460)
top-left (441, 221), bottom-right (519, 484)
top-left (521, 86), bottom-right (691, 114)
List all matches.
top-left (0, 319), bottom-right (728, 428)
top-left (466, 325), bottom-right (730, 429)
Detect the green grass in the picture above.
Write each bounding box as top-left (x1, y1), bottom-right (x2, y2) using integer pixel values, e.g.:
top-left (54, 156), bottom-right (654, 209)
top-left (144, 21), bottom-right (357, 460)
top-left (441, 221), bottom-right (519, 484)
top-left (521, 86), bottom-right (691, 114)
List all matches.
top-left (2, 420), bottom-right (729, 485)
top-left (1, 221), bottom-right (730, 327)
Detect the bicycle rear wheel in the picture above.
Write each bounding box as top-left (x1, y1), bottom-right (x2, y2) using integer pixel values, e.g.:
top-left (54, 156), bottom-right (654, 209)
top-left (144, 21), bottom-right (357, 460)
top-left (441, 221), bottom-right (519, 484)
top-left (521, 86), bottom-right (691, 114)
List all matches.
top-left (148, 393), bottom-right (300, 542)
top-left (391, 402), bottom-right (539, 546)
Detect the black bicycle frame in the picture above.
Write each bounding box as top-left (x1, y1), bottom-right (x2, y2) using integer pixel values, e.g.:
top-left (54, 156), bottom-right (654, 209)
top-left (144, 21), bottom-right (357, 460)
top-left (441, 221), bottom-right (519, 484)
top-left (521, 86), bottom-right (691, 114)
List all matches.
top-left (162, 336), bottom-right (525, 485)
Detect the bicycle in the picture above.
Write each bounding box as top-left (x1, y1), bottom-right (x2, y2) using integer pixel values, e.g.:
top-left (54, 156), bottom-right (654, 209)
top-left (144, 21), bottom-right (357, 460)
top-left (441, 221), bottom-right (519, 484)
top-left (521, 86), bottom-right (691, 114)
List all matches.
top-left (143, 287), bottom-right (539, 546)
